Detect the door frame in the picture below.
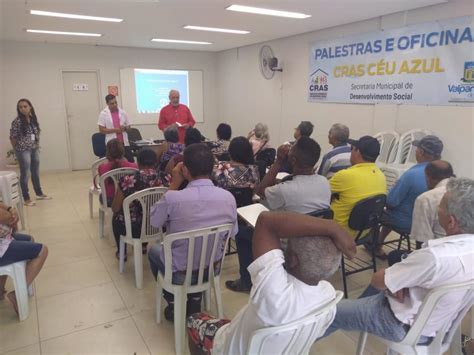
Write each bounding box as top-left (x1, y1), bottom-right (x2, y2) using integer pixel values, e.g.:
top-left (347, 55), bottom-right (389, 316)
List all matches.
top-left (60, 69), bottom-right (103, 171)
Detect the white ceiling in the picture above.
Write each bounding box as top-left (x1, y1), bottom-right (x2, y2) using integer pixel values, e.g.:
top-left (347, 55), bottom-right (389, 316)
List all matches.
top-left (1, 0), bottom-right (448, 52)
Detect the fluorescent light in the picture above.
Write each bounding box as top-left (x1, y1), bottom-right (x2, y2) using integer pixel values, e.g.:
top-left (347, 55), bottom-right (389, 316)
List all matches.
top-left (226, 5), bottom-right (311, 19)
top-left (184, 25), bottom-right (249, 34)
top-left (30, 10), bottom-right (123, 22)
top-left (26, 29), bottom-right (102, 37)
top-left (151, 38), bottom-right (212, 45)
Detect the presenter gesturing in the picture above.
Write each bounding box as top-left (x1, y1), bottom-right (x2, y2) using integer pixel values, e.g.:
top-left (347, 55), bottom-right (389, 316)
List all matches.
top-left (158, 90), bottom-right (195, 144)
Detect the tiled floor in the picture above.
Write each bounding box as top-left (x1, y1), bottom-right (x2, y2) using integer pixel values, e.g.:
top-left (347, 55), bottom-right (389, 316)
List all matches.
top-left (0, 171), bottom-right (469, 354)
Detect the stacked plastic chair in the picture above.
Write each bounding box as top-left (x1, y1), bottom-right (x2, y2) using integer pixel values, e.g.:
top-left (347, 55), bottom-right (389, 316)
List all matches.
top-left (0, 171), bottom-right (25, 229)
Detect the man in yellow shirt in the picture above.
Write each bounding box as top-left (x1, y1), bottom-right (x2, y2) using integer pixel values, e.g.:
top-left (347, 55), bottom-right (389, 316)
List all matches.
top-left (330, 136), bottom-right (387, 235)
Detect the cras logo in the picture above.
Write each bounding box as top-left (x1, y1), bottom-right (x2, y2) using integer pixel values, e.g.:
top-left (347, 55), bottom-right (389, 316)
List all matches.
top-left (309, 68), bottom-right (329, 100)
top-left (447, 61), bottom-right (474, 102)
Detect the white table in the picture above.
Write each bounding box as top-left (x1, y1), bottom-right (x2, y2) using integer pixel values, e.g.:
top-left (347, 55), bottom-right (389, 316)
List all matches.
top-left (237, 203), bottom-right (269, 228)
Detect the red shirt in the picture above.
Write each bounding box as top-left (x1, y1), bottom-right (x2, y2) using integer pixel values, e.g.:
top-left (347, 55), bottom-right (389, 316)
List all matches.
top-left (98, 160), bottom-right (137, 199)
top-left (158, 104), bottom-right (196, 143)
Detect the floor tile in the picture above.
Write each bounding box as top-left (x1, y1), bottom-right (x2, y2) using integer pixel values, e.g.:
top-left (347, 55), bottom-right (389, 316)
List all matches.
top-left (1, 343), bottom-right (41, 355)
top-left (42, 237), bottom-right (99, 268)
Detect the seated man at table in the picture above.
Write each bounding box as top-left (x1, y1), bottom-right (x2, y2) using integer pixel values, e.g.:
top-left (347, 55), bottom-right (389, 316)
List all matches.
top-left (330, 135), bottom-right (386, 236)
top-left (148, 143), bottom-right (238, 321)
top-left (226, 137), bottom-right (331, 293)
top-left (187, 211), bottom-right (356, 355)
top-left (321, 177), bottom-right (474, 346)
top-left (376, 135), bottom-right (444, 258)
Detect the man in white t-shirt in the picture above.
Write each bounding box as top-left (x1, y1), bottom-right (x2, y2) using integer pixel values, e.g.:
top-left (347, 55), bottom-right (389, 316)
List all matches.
top-left (323, 177), bottom-right (474, 343)
top-left (97, 94), bottom-right (133, 162)
top-left (187, 211), bottom-right (356, 355)
top-left (226, 137), bottom-right (331, 292)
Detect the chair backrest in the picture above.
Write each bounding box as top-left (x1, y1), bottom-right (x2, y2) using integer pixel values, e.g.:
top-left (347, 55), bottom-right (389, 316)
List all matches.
top-left (91, 132), bottom-right (106, 158)
top-left (228, 187), bottom-right (254, 208)
top-left (307, 208), bottom-right (333, 220)
top-left (91, 157), bottom-right (107, 189)
top-left (0, 172), bottom-right (21, 205)
top-left (374, 131), bottom-right (399, 164)
top-left (99, 168), bottom-right (138, 206)
top-left (394, 129), bottom-right (432, 165)
top-left (348, 194), bottom-right (386, 241)
top-left (161, 224), bottom-right (234, 287)
top-left (122, 187), bottom-right (167, 239)
top-left (127, 127), bottom-right (142, 142)
top-left (247, 291), bottom-right (344, 355)
top-left (401, 280), bottom-right (474, 353)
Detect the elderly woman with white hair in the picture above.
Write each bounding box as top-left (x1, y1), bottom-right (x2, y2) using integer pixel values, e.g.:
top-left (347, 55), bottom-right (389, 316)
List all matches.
top-left (247, 122), bottom-right (271, 155)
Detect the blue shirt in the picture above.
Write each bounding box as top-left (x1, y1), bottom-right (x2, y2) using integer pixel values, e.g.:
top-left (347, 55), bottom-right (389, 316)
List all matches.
top-left (386, 162), bottom-right (428, 230)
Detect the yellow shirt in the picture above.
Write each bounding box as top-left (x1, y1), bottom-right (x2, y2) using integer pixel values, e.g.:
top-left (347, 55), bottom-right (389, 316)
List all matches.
top-left (330, 162), bottom-right (387, 236)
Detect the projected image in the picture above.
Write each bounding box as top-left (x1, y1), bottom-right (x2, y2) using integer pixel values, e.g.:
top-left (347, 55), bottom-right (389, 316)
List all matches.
top-left (134, 69), bottom-right (189, 114)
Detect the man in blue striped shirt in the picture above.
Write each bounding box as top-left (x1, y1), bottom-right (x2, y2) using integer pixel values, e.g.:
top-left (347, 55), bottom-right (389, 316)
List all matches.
top-left (318, 123), bottom-right (351, 179)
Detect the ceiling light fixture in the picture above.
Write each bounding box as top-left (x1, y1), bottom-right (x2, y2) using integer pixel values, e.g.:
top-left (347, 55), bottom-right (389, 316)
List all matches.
top-left (226, 5), bottom-right (311, 19)
top-left (184, 25), bottom-right (249, 34)
top-left (151, 38), bottom-right (212, 45)
top-left (26, 29), bottom-right (102, 37)
top-left (30, 10), bottom-right (123, 22)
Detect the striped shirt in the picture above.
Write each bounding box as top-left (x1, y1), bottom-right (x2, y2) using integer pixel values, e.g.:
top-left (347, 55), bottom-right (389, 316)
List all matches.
top-left (318, 144), bottom-right (351, 178)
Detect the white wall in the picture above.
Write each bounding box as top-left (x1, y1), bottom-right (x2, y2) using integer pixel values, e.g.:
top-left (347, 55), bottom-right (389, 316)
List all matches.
top-left (0, 2), bottom-right (5, 170)
top-left (1, 41), bottom-right (218, 171)
top-left (216, 0), bottom-right (474, 178)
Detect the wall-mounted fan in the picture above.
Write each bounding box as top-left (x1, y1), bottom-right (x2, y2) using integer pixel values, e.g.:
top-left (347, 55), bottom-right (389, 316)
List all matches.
top-left (259, 45), bottom-right (282, 80)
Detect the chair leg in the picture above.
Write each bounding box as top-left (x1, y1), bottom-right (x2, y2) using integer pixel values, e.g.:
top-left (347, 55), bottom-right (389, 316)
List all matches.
top-left (341, 258), bottom-right (348, 298)
top-left (356, 332), bottom-right (368, 355)
top-left (133, 240), bottom-right (143, 289)
top-left (214, 278), bottom-right (224, 318)
top-left (156, 281), bottom-right (163, 324)
top-left (98, 209), bottom-right (105, 239)
top-left (450, 326), bottom-right (463, 355)
top-left (12, 262), bottom-right (29, 321)
top-left (203, 290), bottom-right (211, 312)
top-left (173, 290), bottom-right (187, 355)
top-left (89, 190), bottom-right (93, 218)
top-left (119, 238), bottom-right (126, 273)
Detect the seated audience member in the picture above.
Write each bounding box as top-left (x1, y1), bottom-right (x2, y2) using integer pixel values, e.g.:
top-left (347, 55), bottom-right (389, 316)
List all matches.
top-left (318, 123), bottom-right (351, 178)
top-left (156, 126), bottom-right (185, 171)
top-left (376, 135), bottom-right (444, 258)
top-left (213, 137), bottom-right (260, 192)
top-left (226, 137), bottom-right (330, 292)
top-left (111, 149), bottom-right (170, 260)
top-left (248, 122), bottom-right (270, 155)
top-left (148, 144), bottom-right (238, 321)
top-left (187, 211), bottom-right (356, 355)
top-left (98, 139), bottom-right (137, 206)
top-left (280, 121), bottom-right (315, 173)
top-left (211, 123), bottom-right (232, 156)
top-left (322, 177), bottom-right (474, 346)
top-left (330, 136), bottom-right (386, 235)
top-left (0, 202), bottom-right (48, 314)
top-left (165, 127), bottom-right (203, 174)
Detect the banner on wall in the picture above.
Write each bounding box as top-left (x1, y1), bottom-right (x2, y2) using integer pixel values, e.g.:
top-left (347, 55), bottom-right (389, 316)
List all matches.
top-left (308, 16), bottom-right (474, 105)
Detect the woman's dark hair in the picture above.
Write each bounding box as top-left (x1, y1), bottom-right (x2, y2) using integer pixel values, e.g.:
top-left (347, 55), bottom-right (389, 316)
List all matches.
top-left (105, 94), bottom-right (116, 103)
top-left (229, 136), bottom-right (255, 165)
top-left (164, 126), bottom-right (179, 143)
top-left (184, 128), bottom-right (203, 146)
top-left (216, 123), bottom-right (232, 140)
top-left (137, 149), bottom-right (158, 168)
top-left (106, 139), bottom-right (125, 169)
top-left (16, 98), bottom-right (40, 136)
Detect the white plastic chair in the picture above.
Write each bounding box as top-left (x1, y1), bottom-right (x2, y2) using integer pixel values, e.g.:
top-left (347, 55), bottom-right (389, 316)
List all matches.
top-left (155, 223), bottom-right (234, 355)
top-left (88, 157), bottom-right (107, 218)
top-left (98, 168), bottom-right (138, 239)
top-left (0, 171), bottom-right (25, 230)
top-left (356, 280), bottom-right (474, 355)
top-left (394, 129), bottom-right (432, 165)
top-left (0, 261), bottom-right (34, 321)
top-left (246, 291), bottom-right (344, 355)
top-left (375, 131), bottom-right (400, 165)
top-left (119, 187), bottom-right (168, 289)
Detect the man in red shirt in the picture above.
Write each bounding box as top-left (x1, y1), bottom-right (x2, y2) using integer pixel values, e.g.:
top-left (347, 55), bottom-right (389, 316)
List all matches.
top-left (158, 90), bottom-right (196, 143)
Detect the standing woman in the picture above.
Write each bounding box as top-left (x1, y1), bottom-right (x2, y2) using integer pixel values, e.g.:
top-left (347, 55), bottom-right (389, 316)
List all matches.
top-left (9, 99), bottom-right (51, 206)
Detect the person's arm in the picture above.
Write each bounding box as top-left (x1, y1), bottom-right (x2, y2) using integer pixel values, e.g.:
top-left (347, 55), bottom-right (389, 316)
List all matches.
top-left (122, 110), bottom-right (131, 131)
top-left (165, 156), bottom-right (176, 174)
top-left (410, 196), bottom-right (435, 242)
top-left (9, 120), bottom-right (19, 149)
top-left (182, 107), bottom-right (196, 129)
top-left (386, 173), bottom-right (410, 208)
top-left (0, 204), bottom-right (16, 226)
top-left (169, 162), bottom-right (185, 190)
top-left (98, 125), bottom-right (121, 135)
top-left (111, 188), bottom-right (125, 214)
top-left (252, 211), bottom-right (357, 260)
top-left (256, 144), bottom-right (290, 198)
top-left (158, 109), bottom-right (167, 131)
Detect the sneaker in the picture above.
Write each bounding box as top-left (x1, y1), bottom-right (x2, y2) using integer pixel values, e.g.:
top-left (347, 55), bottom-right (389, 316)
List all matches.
top-left (24, 200), bottom-right (36, 206)
top-left (36, 195), bottom-right (52, 200)
top-left (225, 279), bottom-right (251, 293)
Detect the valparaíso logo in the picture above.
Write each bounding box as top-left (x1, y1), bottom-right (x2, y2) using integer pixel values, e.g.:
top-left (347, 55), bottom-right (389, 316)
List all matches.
top-left (448, 61), bottom-right (474, 95)
top-left (309, 69), bottom-right (329, 100)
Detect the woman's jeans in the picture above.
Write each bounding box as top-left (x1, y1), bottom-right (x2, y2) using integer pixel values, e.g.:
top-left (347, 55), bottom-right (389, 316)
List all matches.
top-left (15, 149), bottom-right (43, 201)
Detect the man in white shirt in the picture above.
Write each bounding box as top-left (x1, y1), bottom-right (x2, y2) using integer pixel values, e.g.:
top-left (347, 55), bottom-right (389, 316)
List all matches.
top-left (226, 137), bottom-right (331, 292)
top-left (187, 211), bottom-right (356, 355)
top-left (323, 177), bottom-right (474, 343)
top-left (97, 94), bottom-right (133, 162)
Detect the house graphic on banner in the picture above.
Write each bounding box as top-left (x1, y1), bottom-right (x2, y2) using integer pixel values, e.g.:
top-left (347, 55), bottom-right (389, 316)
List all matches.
top-left (309, 68), bottom-right (329, 100)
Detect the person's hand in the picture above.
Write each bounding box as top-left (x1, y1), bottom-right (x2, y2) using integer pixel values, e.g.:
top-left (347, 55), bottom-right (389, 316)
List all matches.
top-left (120, 126), bottom-right (127, 132)
top-left (276, 144), bottom-right (291, 164)
top-left (114, 127), bottom-right (122, 133)
top-left (181, 123), bottom-right (190, 129)
top-left (332, 226), bottom-right (357, 259)
top-left (171, 162), bottom-right (185, 185)
top-left (10, 208), bottom-right (19, 226)
top-left (389, 288), bottom-right (408, 302)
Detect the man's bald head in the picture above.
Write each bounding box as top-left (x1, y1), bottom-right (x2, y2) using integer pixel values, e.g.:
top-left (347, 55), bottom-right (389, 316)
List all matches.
top-left (425, 160), bottom-right (454, 190)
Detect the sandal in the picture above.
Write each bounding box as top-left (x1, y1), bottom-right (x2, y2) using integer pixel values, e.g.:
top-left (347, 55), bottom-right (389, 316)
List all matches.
top-left (225, 279), bottom-right (251, 293)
